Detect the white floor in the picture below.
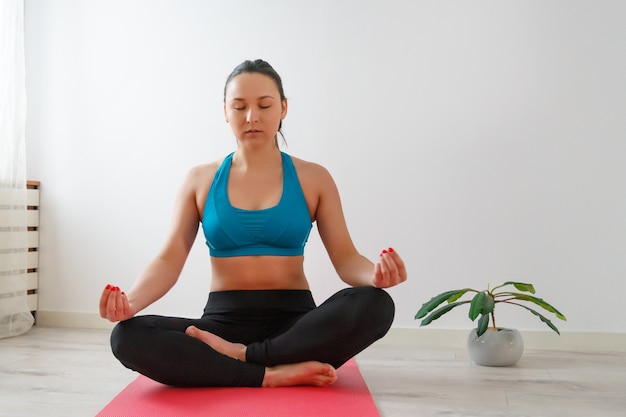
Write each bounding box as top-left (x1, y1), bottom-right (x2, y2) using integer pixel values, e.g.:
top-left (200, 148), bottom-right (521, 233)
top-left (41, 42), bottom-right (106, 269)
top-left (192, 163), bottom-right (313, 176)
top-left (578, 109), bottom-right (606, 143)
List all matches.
top-left (1, 326), bottom-right (625, 417)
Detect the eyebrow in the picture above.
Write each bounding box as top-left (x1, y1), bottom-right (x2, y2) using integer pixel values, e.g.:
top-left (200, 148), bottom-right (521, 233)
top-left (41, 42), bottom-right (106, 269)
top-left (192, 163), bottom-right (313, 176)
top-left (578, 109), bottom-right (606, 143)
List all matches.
top-left (230, 95), bottom-right (276, 101)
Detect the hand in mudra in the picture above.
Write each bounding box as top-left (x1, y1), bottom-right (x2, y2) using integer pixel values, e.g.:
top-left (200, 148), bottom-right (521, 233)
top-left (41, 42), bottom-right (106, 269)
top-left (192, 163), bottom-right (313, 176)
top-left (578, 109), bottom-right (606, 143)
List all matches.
top-left (374, 247), bottom-right (407, 288)
top-left (99, 284), bottom-right (136, 322)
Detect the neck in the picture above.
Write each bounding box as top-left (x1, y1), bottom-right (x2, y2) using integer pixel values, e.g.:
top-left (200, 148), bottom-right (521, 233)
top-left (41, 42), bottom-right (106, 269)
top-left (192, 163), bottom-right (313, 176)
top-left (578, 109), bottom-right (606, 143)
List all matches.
top-left (232, 145), bottom-right (281, 171)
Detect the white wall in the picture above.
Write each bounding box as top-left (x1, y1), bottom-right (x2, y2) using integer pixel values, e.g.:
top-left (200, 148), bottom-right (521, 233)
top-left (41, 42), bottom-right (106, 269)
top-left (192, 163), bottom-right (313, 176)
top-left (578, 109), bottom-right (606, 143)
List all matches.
top-left (24, 0), bottom-right (626, 334)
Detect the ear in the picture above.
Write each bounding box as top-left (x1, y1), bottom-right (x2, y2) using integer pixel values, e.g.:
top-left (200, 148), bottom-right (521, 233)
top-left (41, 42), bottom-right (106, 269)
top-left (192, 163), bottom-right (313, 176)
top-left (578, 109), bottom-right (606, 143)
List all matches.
top-left (281, 99), bottom-right (288, 120)
top-left (224, 103), bottom-right (229, 123)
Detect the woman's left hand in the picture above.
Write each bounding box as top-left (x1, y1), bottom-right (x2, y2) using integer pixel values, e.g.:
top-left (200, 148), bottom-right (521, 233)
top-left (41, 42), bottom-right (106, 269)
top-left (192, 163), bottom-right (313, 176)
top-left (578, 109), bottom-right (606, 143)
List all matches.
top-left (374, 247), bottom-right (407, 288)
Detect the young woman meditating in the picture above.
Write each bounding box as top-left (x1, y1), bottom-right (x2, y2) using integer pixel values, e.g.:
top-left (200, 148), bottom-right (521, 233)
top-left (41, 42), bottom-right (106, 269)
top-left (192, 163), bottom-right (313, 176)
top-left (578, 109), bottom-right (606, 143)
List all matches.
top-left (99, 59), bottom-right (407, 388)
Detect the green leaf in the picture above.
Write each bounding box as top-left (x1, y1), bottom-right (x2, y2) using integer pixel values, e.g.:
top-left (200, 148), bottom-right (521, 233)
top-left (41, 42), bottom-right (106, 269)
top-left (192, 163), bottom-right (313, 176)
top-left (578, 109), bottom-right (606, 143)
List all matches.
top-left (507, 293), bottom-right (567, 320)
top-left (482, 294), bottom-right (495, 314)
top-left (476, 313), bottom-right (490, 337)
top-left (447, 288), bottom-right (472, 303)
top-left (512, 303), bottom-right (562, 335)
top-left (415, 290), bottom-right (470, 319)
top-left (469, 292), bottom-right (486, 321)
top-left (419, 301), bottom-right (470, 326)
top-left (510, 282), bottom-right (536, 294)
top-left (494, 281), bottom-right (536, 294)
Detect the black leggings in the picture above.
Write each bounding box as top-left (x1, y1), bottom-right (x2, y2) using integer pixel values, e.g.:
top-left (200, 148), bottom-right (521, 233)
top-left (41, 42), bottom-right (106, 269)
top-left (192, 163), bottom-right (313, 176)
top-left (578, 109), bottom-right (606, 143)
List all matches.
top-left (110, 286), bottom-right (394, 387)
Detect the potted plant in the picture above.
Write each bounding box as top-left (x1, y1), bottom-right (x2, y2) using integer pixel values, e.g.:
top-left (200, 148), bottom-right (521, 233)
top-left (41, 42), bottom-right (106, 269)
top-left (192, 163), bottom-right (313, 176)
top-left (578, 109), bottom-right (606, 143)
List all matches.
top-left (415, 281), bottom-right (566, 366)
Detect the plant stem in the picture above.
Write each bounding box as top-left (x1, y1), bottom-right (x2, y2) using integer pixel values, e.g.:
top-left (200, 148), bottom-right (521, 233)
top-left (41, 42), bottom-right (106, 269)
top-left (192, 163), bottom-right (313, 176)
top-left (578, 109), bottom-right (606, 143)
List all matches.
top-left (487, 290), bottom-right (497, 329)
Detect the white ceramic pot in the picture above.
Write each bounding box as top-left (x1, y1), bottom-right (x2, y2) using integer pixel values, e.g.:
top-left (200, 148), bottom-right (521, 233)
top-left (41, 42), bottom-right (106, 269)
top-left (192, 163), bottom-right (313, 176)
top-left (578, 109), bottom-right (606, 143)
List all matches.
top-left (466, 327), bottom-right (524, 366)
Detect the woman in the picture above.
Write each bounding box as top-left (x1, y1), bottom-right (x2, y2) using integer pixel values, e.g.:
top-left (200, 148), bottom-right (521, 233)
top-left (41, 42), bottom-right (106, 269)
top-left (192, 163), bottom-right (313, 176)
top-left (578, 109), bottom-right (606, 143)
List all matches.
top-left (99, 59), bottom-right (407, 388)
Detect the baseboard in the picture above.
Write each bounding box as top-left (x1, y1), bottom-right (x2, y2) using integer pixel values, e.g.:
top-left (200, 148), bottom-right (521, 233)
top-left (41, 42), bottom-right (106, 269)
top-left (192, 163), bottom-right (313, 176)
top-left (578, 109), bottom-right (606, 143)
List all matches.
top-left (376, 327), bottom-right (626, 352)
top-left (36, 311), bottom-right (626, 352)
top-left (36, 310), bottom-right (115, 330)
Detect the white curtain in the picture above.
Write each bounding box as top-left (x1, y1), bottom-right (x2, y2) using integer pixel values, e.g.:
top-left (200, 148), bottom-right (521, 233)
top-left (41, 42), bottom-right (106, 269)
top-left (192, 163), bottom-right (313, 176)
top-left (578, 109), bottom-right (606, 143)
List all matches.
top-left (0, 0), bottom-right (34, 338)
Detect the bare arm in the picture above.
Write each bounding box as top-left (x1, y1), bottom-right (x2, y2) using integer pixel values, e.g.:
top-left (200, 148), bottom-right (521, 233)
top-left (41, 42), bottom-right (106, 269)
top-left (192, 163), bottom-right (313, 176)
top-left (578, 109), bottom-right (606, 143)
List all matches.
top-left (313, 165), bottom-right (407, 288)
top-left (99, 167), bottom-right (204, 321)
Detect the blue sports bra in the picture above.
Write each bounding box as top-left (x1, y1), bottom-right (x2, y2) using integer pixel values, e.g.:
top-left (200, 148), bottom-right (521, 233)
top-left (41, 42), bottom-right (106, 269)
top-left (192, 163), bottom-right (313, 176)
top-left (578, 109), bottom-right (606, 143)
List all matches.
top-left (201, 152), bottom-right (313, 257)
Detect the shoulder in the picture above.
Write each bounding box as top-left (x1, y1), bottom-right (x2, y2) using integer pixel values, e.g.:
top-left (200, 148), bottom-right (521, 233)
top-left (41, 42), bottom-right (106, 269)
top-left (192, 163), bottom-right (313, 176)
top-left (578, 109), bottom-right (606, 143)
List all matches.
top-left (179, 156), bottom-right (230, 208)
top-left (287, 155), bottom-right (339, 212)
top-left (288, 154), bottom-right (334, 185)
top-left (186, 155), bottom-right (229, 186)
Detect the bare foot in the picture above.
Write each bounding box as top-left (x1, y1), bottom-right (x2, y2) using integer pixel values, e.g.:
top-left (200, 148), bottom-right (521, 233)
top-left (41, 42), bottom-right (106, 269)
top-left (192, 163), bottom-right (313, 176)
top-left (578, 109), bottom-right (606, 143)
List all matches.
top-left (262, 361), bottom-right (337, 387)
top-left (185, 326), bottom-right (246, 361)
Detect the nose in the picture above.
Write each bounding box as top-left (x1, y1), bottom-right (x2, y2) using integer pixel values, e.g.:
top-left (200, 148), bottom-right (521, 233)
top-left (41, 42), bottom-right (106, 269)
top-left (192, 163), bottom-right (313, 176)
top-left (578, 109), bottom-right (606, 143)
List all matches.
top-left (245, 108), bottom-right (258, 124)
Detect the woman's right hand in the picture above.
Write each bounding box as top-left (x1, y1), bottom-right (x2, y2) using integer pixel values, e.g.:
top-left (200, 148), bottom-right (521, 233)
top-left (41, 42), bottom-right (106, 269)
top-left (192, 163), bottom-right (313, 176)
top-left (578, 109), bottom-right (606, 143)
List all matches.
top-left (99, 284), bottom-right (137, 322)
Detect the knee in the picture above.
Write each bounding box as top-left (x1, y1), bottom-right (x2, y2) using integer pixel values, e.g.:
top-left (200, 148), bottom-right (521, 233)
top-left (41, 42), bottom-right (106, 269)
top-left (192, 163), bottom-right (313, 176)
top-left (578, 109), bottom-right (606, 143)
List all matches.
top-left (110, 318), bottom-right (142, 363)
top-left (371, 287), bottom-right (395, 325)
top-left (110, 320), bottom-right (128, 361)
top-left (352, 286), bottom-right (395, 334)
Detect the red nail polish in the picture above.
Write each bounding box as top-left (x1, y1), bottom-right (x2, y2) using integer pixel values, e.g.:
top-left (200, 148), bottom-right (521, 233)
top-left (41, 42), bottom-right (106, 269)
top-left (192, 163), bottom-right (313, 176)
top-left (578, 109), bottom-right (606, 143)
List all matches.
top-left (105, 284), bottom-right (112, 290)
top-left (112, 286), bottom-right (119, 292)
top-left (121, 291), bottom-right (125, 295)
top-left (388, 247), bottom-right (394, 253)
top-left (382, 249), bottom-right (388, 254)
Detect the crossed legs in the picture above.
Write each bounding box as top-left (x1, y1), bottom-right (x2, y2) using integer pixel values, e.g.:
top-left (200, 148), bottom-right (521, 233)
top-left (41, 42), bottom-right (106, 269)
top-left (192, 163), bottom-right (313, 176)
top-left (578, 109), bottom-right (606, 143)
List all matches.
top-left (111, 287), bottom-right (394, 387)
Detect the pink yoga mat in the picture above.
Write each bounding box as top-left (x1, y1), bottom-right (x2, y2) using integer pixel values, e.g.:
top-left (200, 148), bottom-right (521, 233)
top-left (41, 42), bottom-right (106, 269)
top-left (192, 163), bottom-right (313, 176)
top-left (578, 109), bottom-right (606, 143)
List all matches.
top-left (97, 359), bottom-right (380, 417)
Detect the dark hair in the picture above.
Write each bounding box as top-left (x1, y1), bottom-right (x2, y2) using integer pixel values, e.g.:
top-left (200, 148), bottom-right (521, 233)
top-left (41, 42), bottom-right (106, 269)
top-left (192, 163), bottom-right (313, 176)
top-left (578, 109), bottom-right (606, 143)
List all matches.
top-left (224, 59), bottom-right (287, 146)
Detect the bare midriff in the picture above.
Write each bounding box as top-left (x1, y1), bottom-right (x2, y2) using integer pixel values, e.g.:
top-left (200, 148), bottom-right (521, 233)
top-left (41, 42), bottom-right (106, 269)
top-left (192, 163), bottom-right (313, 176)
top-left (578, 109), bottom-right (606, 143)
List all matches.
top-left (209, 255), bottom-right (310, 291)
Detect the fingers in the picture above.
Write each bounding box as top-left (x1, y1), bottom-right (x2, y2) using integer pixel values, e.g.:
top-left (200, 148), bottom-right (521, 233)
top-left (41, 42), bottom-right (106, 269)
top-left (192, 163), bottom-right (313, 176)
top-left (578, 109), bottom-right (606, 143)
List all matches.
top-left (374, 247), bottom-right (407, 288)
top-left (98, 284), bottom-right (112, 318)
top-left (106, 286), bottom-right (120, 320)
top-left (100, 284), bottom-right (129, 322)
top-left (387, 248), bottom-right (408, 282)
top-left (115, 288), bottom-right (125, 317)
top-left (375, 255), bottom-right (394, 288)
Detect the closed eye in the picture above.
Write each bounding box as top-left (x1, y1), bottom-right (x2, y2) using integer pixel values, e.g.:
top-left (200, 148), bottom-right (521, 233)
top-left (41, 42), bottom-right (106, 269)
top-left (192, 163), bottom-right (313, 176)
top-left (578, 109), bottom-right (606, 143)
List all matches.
top-left (233, 105), bottom-right (271, 110)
